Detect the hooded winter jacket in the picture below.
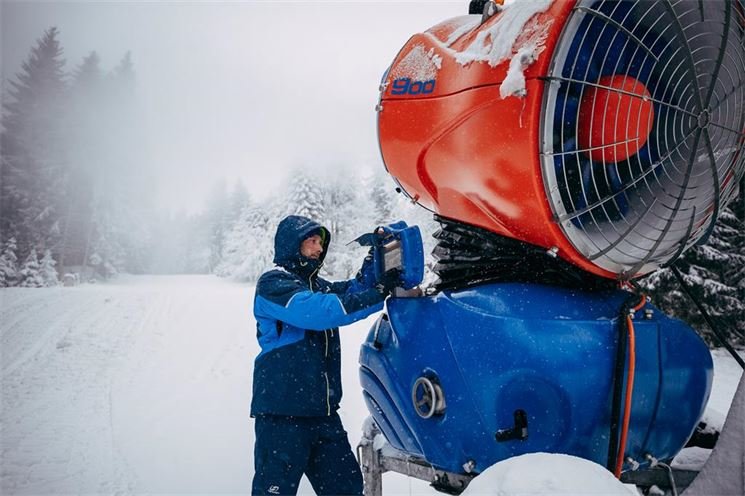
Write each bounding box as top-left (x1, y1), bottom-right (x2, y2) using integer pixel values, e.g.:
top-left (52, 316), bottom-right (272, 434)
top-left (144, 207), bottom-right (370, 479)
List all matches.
top-left (251, 215), bottom-right (385, 417)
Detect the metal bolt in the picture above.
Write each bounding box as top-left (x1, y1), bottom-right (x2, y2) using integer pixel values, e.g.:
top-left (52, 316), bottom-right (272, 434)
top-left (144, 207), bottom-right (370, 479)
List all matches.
top-left (547, 246), bottom-right (559, 258)
top-left (626, 457), bottom-right (640, 471)
top-left (462, 460), bottom-right (476, 473)
top-left (375, 104), bottom-right (384, 112)
top-left (644, 309), bottom-right (654, 320)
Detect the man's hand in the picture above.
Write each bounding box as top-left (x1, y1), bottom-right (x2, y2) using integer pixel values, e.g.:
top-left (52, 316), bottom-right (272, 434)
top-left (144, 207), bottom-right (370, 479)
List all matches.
top-left (355, 247), bottom-right (376, 288)
top-left (376, 268), bottom-right (401, 296)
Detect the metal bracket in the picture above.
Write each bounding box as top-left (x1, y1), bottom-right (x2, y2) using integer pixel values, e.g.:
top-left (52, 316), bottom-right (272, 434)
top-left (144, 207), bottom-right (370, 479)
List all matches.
top-left (358, 420), bottom-right (475, 496)
top-left (495, 409), bottom-right (528, 442)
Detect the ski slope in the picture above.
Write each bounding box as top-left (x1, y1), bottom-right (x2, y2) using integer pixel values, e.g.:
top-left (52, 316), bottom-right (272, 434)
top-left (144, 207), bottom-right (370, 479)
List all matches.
top-left (0, 275), bottom-right (741, 494)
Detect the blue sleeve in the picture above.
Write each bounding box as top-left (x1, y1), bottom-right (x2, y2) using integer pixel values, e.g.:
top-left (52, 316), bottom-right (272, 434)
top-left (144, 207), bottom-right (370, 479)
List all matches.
top-left (256, 271), bottom-right (384, 331)
top-left (326, 279), bottom-right (354, 294)
top-left (326, 249), bottom-right (378, 295)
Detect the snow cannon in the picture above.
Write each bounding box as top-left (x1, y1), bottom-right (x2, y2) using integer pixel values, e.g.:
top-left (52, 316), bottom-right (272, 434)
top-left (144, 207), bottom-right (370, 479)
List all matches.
top-left (376, 0), bottom-right (745, 279)
top-left (359, 0), bottom-right (745, 482)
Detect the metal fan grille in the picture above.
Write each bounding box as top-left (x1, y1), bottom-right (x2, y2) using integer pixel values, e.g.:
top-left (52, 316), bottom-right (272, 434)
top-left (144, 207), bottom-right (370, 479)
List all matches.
top-left (541, 0), bottom-right (745, 278)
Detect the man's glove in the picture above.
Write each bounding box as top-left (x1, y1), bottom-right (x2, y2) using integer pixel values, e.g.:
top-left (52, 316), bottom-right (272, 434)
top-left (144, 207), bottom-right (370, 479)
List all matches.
top-left (355, 247), bottom-right (377, 289)
top-left (354, 227), bottom-right (393, 289)
top-left (376, 268), bottom-right (401, 296)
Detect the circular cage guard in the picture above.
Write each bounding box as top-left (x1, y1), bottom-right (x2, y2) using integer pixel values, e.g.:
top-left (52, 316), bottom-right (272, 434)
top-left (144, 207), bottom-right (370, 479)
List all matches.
top-left (541, 0), bottom-right (745, 277)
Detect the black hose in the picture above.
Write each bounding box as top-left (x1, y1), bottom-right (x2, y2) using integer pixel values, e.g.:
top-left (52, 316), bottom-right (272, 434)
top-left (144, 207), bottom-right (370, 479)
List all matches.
top-left (671, 265), bottom-right (745, 370)
top-left (606, 293), bottom-right (640, 473)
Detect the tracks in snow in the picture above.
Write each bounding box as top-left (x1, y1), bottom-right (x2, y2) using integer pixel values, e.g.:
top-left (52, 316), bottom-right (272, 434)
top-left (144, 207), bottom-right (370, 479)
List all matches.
top-left (1, 277), bottom-right (254, 494)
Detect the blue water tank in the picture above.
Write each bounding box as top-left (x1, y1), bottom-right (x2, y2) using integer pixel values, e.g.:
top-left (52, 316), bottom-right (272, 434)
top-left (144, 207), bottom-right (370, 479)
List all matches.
top-left (359, 283), bottom-right (713, 474)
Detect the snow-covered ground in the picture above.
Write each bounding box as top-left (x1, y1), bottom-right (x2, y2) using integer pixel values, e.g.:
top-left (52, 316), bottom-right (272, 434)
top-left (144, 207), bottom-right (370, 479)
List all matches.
top-left (1, 275), bottom-right (742, 495)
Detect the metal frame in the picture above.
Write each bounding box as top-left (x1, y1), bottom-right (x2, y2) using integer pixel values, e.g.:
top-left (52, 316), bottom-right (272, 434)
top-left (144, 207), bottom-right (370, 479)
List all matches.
top-left (357, 419), bottom-right (706, 495)
top-left (357, 422), bottom-right (474, 496)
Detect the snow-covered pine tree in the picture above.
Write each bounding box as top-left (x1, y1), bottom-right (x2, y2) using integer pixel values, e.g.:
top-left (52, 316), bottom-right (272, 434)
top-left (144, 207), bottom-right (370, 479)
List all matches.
top-left (321, 173), bottom-right (367, 279)
top-left (1, 27), bottom-right (68, 262)
top-left (225, 181), bottom-right (251, 232)
top-left (218, 203), bottom-right (258, 278)
top-left (204, 180), bottom-right (229, 273)
top-left (111, 52), bottom-right (134, 96)
top-left (102, 51), bottom-right (155, 274)
top-left (0, 237), bottom-right (20, 287)
top-left (87, 206), bottom-right (125, 279)
top-left (234, 206), bottom-right (276, 282)
top-left (640, 205), bottom-right (745, 347)
top-left (284, 168), bottom-right (326, 222)
top-left (59, 51), bottom-right (104, 271)
top-left (39, 250), bottom-right (60, 287)
top-left (725, 182), bottom-right (745, 336)
top-left (72, 51), bottom-right (103, 91)
top-left (367, 170), bottom-right (399, 226)
top-left (18, 249), bottom-right (44, 287)
top-left (212, 181), bottom-right (253, 276)
top-left (183, 212), bottom-right (211, 274)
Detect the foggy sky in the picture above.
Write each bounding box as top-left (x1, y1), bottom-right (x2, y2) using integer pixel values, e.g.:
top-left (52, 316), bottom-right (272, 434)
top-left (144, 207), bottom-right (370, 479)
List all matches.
top-left (1, 1), bottom-right (463, 213)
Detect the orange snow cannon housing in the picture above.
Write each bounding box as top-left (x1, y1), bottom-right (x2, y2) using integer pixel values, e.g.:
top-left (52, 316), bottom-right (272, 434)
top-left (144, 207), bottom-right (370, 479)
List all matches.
top-left (377, 0), bottom-right (745, 280)
top-left (376, 1), bottom-right (603, 275)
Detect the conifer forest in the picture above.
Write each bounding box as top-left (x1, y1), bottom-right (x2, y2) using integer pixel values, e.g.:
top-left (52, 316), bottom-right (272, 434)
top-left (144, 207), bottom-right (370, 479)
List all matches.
top-left (1, 27), bottom-right (743, 347)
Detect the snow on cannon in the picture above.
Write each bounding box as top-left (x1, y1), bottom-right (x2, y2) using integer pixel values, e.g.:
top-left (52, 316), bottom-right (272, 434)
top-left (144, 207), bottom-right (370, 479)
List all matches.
top-left (358, 0), bottom-right (745, 494)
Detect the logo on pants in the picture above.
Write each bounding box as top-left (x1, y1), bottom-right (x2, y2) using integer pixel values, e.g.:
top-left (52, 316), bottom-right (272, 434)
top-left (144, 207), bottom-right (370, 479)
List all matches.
top-left (267, 485), bottom-right (280, 494)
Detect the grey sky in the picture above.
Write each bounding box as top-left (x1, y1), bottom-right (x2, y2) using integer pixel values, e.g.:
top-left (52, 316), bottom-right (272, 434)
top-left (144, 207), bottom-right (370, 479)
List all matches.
top-left (1, 1), bottom-right (463, 212)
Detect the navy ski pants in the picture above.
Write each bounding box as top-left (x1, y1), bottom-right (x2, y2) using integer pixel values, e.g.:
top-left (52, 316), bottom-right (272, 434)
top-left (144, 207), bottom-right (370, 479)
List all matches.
top-left (252, 413), bottom-right (363, 495)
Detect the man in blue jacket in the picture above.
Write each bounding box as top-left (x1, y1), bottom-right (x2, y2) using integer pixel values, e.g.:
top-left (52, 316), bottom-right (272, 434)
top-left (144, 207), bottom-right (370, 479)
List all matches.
top-left (251, 215), bottom-right (392, 495)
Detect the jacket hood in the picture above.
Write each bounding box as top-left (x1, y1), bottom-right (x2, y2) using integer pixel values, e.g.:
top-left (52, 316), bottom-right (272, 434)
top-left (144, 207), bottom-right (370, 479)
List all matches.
top-left (273, 215), bottom-right (330, 276)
